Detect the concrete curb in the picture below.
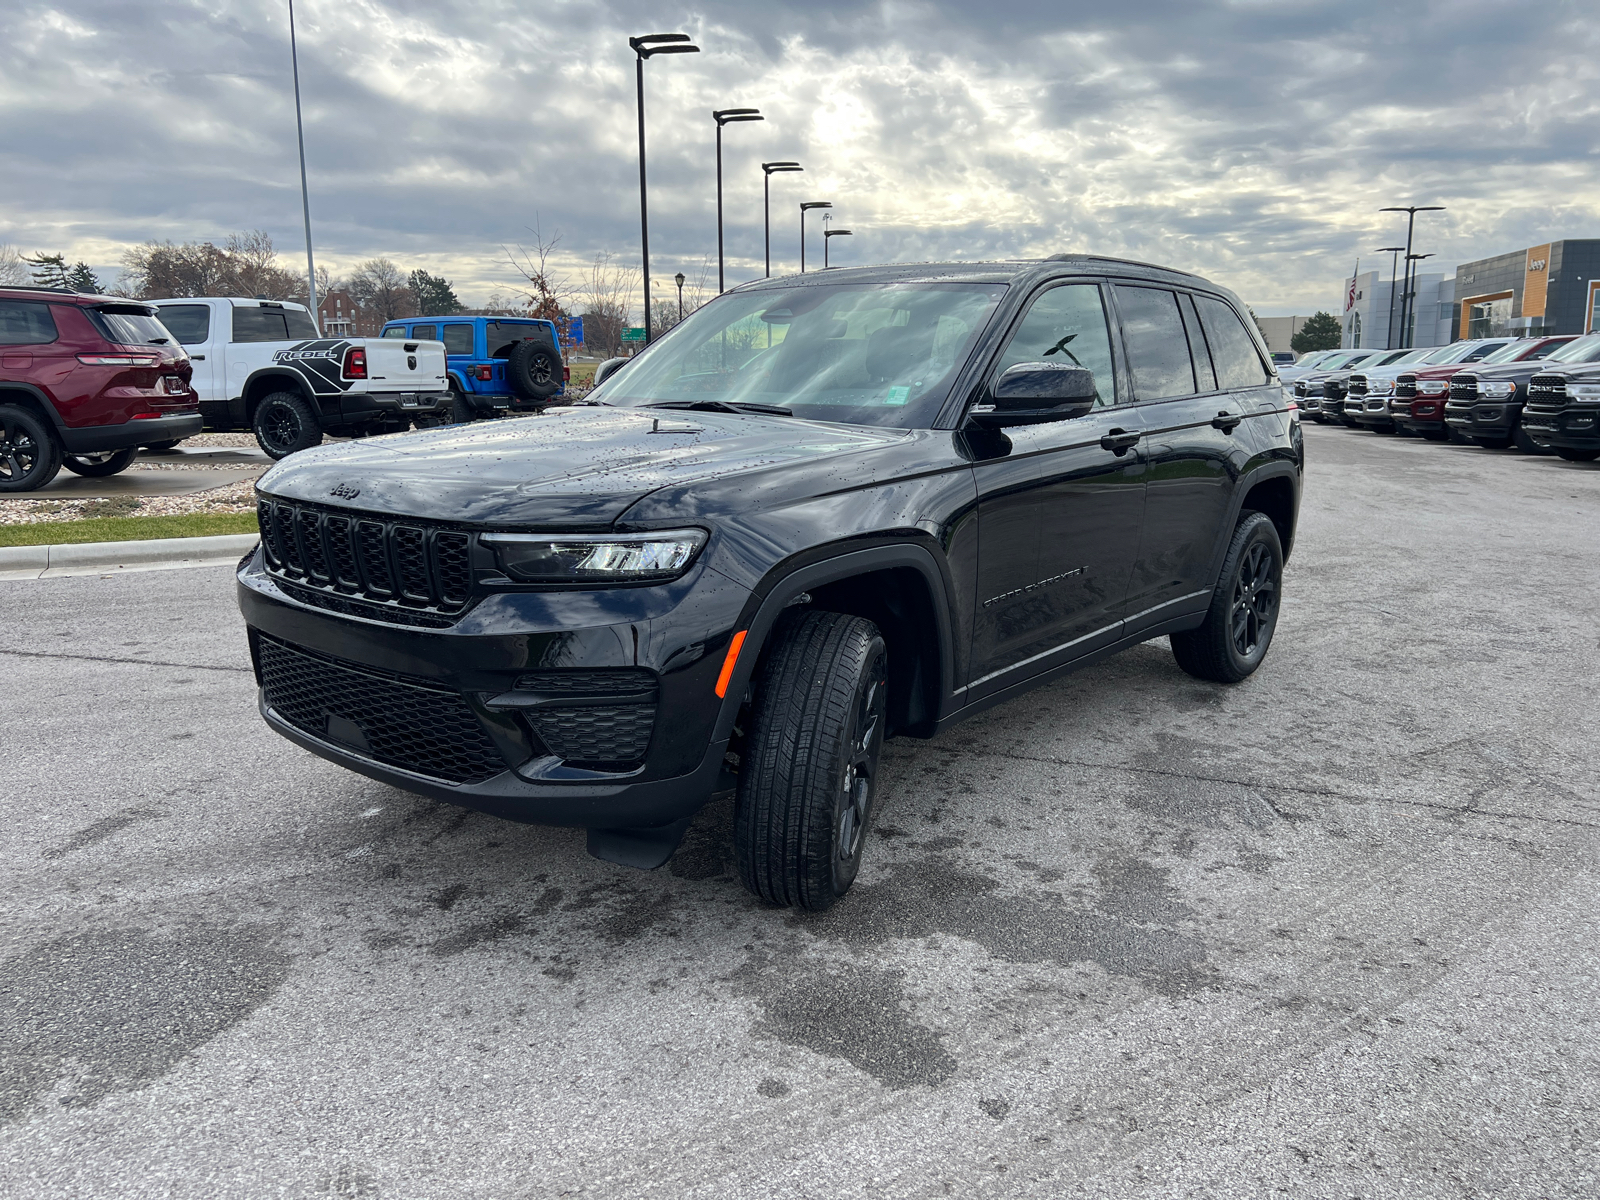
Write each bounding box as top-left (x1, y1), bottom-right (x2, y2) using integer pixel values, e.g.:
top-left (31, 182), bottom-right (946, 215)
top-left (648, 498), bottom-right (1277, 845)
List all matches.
top-left (0, 533), bottom-right (260, 581)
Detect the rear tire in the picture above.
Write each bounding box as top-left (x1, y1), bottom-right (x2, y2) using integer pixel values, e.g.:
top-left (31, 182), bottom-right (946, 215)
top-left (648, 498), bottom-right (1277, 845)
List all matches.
top-left (61, 447), bottom-right (138, 477)
top-left (252, 390), bottom-right (323, 460)
top-left (1171, 511), bottom-right (1283, 684)
top-left (507, 336), bottom-right (562, 403)
top-left (1556, 447), bottom-right (1600, 462)
top-left (1512, 424), bottom-right (1549, 454)
top-left (0, 403), bottom-right (62, 493)
top-left (735, 610), bottom-right (890, 911)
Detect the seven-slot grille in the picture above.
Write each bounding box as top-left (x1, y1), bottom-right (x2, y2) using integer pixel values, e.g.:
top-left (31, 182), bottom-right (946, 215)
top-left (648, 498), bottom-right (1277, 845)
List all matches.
top-left (1449, 374), bottom-right (1480, 402)
top-left (1347, 375), bottom-right (1369, 396)
top-left (256, 634), bottom-right (506, 784)
top-left (1395, 374), bottom-right (1418, 399)
top-left (256, 496), bottom-right (472, 620)
top-left (1321, 378), bottom-right (1347, 399)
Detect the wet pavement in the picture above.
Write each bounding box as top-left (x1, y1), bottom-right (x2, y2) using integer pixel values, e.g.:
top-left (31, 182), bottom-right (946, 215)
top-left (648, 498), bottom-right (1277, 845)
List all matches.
top-left (1, 425), bottom-right (1596, 1199)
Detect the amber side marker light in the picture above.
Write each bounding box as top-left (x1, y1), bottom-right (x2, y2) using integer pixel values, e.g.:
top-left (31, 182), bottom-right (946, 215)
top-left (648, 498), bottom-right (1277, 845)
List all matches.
top-left (714, 630), bottom-right (748, 698)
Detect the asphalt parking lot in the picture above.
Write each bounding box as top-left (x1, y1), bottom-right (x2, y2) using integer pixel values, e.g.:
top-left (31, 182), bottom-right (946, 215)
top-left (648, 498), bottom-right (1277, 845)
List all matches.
top-left (2, 425), bottom-right (1597, 1200)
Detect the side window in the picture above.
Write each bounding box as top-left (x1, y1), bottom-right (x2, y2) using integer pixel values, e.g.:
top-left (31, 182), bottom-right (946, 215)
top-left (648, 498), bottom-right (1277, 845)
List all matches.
top-left (441, 324), bottom-right (474, 356)
top-left (154, 304), bottom-right (210, 345)
top-left (991, 283), bottom-right (1116, 407)
top-left (1180, 295), bottom-right (1217, 391)
top-left (232, 307), bottom-right (290, 342)
top-left (1194, 296), bottom-right (1271, 388)
top-left (284, 308), bottom-right (319, 339)
top-left (411, 324), bottom-right (438, 341)
top-left (0, 300), bottom-right (59, 346)
top-left (382, 326), bottom-right (408, 339)
top-left (1113, 286), bottom-right (1196, 400)
top-left (1464, 342), bottom-right (1500, 362)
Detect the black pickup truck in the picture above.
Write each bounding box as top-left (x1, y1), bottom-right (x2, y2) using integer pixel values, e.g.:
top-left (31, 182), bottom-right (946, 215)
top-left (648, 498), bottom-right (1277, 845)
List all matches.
top-left (1445, 334), bottom-right (1594, 451)
top-left (1520, 364), bottom-right (1600, 461)
top-left (237, 258), bottom-right (1302, 911)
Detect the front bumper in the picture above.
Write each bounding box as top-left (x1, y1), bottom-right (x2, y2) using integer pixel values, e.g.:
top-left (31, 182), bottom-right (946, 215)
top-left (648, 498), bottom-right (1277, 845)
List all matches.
top-left (1348, 397), bottom-right (1395, 426)
top-left (58, 411), bottom-right (204, 453)
top-left (237, 547), bottom-right (751, 832)
top-left (1520, 407), bottom-right (1600, 448)
top-left (1444, 400), bottom-right (1518, 436)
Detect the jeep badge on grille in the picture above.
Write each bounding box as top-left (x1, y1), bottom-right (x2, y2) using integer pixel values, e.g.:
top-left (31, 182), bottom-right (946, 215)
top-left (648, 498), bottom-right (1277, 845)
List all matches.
top-left (330, 483), bottom-right (361, 500)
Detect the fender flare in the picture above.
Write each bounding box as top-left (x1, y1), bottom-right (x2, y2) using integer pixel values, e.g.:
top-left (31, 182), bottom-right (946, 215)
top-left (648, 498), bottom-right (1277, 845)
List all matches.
top-left (240, 368), bottom-right (322, 420)
top-left (0, 380), bottom-right (67, 432)
top-left (1218, 459), bottom-right (1301, 569)
top-left (706, 540), bottom-right (961, 746)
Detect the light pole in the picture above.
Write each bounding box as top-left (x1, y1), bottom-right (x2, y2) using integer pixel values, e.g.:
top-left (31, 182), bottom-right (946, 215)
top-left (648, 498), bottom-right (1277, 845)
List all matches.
top-left (631, 33), bottom-right (700, 344)
top-left (823, 228), bottom-right (852, 269)
top-left (799, 202), bottom-right (831, 272)
top-left (1380, 205), bottom-right (1445, 348)
top-left (713, 108), bottom-right (763, 293)
top-left (1375, 246), bottom-right (1405, 349)
top-left (675, 271), bottom-right (685, 322)
top-left (762, 162), bottom-right (802, 277)
top-left (286, 0), bottom-right (317, 327)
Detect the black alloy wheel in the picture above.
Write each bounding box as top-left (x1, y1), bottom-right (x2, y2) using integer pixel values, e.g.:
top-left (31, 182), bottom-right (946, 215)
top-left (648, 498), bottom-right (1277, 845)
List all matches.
top-left (1171, 511), bottom-right (1284, 684)
top-left (252, 390), bottom-right (323, 460)
top-left (0, 403), bottom-right (63, 493)
top-left (736, 609), bottom-right (891, 910)
top-left (61, 448), bottom-right (138, 477)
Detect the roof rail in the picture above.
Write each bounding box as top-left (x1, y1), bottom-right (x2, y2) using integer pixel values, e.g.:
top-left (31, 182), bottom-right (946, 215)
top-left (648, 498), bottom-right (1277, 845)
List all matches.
top-left (0, 284), bottom-right (79, 296)
top-left (1043, 252), bottom-right (1202, 278)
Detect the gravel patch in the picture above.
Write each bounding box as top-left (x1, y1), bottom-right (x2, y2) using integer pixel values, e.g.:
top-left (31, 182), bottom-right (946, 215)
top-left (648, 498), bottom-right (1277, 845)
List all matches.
top-left (0, 478), bottom-right (261, 526)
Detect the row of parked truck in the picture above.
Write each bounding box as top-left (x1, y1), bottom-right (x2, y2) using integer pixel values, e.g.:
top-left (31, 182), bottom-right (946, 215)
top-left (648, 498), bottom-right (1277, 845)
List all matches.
top-left (1280, 333), bottom-right (1600, 462)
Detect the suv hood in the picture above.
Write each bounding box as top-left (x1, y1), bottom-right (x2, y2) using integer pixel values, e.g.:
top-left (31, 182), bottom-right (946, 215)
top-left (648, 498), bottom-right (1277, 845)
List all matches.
top-left (255, 404), bottom-right (910, 527)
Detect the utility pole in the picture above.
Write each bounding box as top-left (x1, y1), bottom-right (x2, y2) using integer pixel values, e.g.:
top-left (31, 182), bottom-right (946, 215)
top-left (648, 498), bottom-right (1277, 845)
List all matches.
top-left (1380, 206), bottom-right (1445, 347)
top-left (287, 0), bottom-right (317, 329)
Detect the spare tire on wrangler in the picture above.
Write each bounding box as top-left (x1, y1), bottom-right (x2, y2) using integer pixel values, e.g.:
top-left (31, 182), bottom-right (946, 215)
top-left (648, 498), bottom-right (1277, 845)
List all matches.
top-left (506, 335), bottom-right (561, 403)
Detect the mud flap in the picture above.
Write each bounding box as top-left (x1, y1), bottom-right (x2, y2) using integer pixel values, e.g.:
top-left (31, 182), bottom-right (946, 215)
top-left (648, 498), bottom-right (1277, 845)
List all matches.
top-left (586, 816), bottom-right (694, 870)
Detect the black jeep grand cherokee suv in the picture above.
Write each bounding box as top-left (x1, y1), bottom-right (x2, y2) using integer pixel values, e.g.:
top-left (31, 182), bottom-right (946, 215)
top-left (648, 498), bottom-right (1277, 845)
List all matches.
top-left (238, 258), bottom-right (1301, 910)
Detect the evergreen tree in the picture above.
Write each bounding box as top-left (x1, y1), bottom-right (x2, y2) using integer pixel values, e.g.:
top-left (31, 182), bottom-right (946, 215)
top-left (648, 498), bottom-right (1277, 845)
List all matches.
top-left (66, 262), bottom-right (102, 293)
top-left (408, 269), bottom-right (464, 316)
top-left (23, 252), bottom-right (71, 289)
top-left (1291, 310), bottom-right (1342, 354)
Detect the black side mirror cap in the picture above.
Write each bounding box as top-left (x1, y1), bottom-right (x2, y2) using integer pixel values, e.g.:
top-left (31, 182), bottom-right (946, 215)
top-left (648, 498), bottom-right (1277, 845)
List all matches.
top-left (969, 362), bottom-right (1097, 427)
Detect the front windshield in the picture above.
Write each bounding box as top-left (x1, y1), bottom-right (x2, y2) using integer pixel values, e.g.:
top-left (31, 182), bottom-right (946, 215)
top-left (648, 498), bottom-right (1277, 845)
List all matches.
top-left (595, 282), bottom-right (1006, 428)
top-left (1423, 341), bottom-right (1481, 365)
top-left (1389, 348), bottom-right (1434, 365)
top-left (1544, 335), bottom-right (1600, 363)
top-left (1481, 339), bottom-right (1536, 365)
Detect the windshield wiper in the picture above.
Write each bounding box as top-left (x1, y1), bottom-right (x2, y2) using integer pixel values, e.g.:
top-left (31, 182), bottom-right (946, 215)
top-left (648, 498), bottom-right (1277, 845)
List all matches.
top-left (645, 400), bottom-right (793, 417)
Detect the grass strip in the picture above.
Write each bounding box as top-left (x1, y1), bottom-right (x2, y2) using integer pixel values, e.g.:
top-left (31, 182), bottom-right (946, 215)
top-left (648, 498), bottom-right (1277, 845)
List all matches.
top-left (0, 512), bottom-right (259, 547)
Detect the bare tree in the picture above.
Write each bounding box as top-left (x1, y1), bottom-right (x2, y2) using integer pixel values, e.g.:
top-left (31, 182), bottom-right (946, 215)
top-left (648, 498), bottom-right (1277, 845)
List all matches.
top-left (0, 244), bottom-right (27, 286)
top-left (581, 251), bottom-right (641, 357)
top-left (503, 215), bottom-right (572, 322)
top-left (348, 258), bottom-right (415, 322)
top-left (650, 256), bottom-right (715, 334)
top-left (118, 230), bottom-right (299, 300)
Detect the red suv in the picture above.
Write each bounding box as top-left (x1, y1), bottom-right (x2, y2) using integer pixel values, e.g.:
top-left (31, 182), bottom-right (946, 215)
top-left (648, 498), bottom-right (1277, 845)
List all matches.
top-left (0, 287), bottom-right (201, 492)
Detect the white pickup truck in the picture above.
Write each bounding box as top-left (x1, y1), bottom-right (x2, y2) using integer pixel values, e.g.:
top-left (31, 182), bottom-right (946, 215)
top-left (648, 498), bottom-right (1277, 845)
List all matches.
top-left (149, 297), bottom-right (450, 458)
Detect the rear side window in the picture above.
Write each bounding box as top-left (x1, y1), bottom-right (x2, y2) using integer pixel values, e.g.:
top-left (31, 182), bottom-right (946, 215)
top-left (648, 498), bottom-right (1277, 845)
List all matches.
top-left (1114, 286), bottom-right (1195, 400)
top-left (155, 304), bottom-right (210, 345)
top-left (992, 283), bottom-right (1117, 407)
top-left (284, 308), bottom-right (318, 339)
top-left (0, 300), bottom-right (59, 346)
top-left (1194, 296), bottom-right (1270, 389)
top-left (233, 307), bottom-right (290, 342)
top-left (1179, 295), bottom-right (1217, 391)
top-left (382, 326), bottom-right (408, 338)
top-left (442, 324), bottom-right (474, 355)
top-left (412, 324), bottom-right (438, 341)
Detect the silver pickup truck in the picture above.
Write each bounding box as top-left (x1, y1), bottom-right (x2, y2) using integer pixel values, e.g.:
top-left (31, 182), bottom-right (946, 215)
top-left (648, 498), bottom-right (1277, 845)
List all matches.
top-left (150, 297), bottom-right (449, 458)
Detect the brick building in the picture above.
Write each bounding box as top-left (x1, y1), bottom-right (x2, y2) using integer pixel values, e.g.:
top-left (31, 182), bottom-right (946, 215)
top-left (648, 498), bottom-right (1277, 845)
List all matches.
top-left (317, 289), bottom-right (374, 337)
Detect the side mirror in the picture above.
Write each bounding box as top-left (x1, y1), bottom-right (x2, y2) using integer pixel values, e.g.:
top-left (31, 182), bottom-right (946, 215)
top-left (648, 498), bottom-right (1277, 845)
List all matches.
top-left (969, 362), bottom-right (1097, 426)
top-left (593, 357), bottom-right (630, 387)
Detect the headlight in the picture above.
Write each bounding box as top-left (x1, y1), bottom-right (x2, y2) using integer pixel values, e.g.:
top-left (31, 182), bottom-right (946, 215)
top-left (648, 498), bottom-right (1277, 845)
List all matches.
top-left (1372, 379), bottom-right (1395, 393)
top-left (481, 529), bottom-right (708, 583)
top-left (1478, 381), bottom-right (1516, 398)
top-left (1418, 380), bottom-right (1449, 395)
top-left (1566, 383), bottom-right (1600, 402)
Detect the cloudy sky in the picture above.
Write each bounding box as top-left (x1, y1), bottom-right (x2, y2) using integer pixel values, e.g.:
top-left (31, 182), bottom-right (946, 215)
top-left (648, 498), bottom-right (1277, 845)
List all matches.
top-left (2, 0), bottom-right (1596, 315)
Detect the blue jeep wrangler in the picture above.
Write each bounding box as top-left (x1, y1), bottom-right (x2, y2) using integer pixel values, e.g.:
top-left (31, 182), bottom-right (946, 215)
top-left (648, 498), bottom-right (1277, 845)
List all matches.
top-left (380, 316), bottom-right (566, 421)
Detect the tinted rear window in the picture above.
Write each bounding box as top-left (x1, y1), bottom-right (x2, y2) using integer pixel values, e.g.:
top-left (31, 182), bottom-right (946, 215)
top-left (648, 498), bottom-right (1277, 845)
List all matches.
top-left (1115, 286), bottom-right (1196, 400)
top-left (155, 304), bottom-right (210, 345)
top-left (233, 307), bottom-right (290, 342)
top-left (284, 308), bottom-right (318, 339)
top-left (90, 307), bottom-right (177, 347)
top-left (382, 326), bottom-right (408, 338)
top-left (0, 300), bottom-right (59, 345)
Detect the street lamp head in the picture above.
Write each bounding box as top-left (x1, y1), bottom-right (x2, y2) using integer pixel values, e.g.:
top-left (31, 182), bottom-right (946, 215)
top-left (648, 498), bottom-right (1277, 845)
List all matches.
top-left (763, 161), bottom-right (802, 174)
top-left (1407, 252), bottom-right (1435, 261)
top-left (714, 108), bottom-right (763, 125)
top-left (824, 229), bottom-right (853, 238)
top-left (1374, 246), bottom-right (1406, 253)
top-left (1379, 205), bottom-right (1446, 214)
top-left (631, 33), bottom-right (699, 57)
top-left (675, 272), bottom-right (686, 287)
top-left (801, 201), bottom-right (832, 212)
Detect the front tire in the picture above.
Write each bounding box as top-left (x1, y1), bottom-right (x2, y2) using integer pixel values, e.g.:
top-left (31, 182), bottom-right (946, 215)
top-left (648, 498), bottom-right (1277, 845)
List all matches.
top-left (61, 447), bottom-right (138, 477)
top-left (0, 403), bottom-right (62, 493)
top-left (1171, 511), bottom-right (1284, 684)
top-left (735, 610), bottom-right (890, 911)
top-left (252, 390), bottom-right (323, 460)
top-left (1556, 447), bottom-right (1600, 462)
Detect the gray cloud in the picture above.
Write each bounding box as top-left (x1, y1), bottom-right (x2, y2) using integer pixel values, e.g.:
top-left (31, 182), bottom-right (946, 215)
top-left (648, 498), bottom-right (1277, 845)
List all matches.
top-left (1, 0), bottom-right (1595, 313)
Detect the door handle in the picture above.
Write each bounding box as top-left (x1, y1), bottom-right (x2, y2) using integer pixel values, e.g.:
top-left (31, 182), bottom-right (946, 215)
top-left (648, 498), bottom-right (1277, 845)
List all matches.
top-left (191, 355), bottom-right (205, 360)
top-left (1099, 428), bottom-right (1141, 455)
top-left (1211, 410), bottom-right (1242, 433)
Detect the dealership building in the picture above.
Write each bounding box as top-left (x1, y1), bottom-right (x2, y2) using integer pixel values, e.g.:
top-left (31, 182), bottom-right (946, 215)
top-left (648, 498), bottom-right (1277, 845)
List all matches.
top-left (1337, 238), bottom-right (1600, 351)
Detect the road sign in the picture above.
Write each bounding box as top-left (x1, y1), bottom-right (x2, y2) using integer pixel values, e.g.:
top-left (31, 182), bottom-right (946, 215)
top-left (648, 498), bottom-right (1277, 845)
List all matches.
top-left (621, 327), bottom-right (646, 343)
